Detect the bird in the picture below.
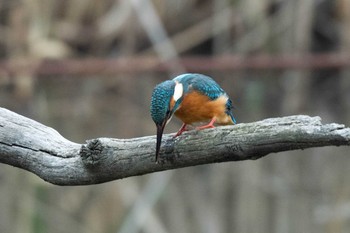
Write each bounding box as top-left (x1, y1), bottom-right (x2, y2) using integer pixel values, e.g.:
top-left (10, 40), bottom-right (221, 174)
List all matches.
top-left (150, 73), bottom-right (236, 162)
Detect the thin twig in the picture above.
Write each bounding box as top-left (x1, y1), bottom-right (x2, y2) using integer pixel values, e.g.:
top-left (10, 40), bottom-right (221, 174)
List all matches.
top-left (1, 53), bottom-right (350, 77)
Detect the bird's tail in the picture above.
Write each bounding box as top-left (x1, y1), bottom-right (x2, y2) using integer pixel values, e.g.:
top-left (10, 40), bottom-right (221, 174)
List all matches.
top-left (228, 111), bottom-right (236, 124)
top-left (225, 99), bottom-right (236, 124)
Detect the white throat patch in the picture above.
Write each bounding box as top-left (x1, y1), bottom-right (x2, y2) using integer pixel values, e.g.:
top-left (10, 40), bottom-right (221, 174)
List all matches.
top-left (173, 82), bottom-right (183, 101)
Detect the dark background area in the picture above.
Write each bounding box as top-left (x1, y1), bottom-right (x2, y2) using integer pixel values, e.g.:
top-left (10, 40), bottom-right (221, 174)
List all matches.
top-left (0, 1), bottom-right (350, 233)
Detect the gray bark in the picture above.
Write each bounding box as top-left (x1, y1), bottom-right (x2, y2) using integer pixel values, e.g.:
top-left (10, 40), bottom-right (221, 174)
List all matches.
top-left (0, 107), bottom-right (349, 186)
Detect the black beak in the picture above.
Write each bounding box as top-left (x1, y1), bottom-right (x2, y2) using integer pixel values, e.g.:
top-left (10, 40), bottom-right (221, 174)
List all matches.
top-left (155, 112), bottom-right (172, 163)
top-left (155, 123), bottom-right (165, 163)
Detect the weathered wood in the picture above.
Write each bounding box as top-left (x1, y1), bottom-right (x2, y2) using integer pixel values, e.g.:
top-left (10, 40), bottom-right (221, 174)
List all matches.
top-left (0, 107), bottom-right (349, 185)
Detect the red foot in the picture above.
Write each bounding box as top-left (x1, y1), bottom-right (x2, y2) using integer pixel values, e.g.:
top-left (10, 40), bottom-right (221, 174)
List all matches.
top-left (173, 123), bottom-right (188, 138)
top-left (196, 118), bottom-right (216, 130)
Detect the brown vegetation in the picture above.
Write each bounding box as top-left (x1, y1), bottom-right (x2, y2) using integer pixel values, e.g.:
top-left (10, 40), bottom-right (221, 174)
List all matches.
top-left (0, 1), bottom-right (350, 233)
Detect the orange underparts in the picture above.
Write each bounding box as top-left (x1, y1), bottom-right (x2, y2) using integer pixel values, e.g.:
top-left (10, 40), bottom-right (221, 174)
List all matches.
top-left (174, 91), bottom-right (225, 124)
top-left (172, 90), bottom-right (233, 137)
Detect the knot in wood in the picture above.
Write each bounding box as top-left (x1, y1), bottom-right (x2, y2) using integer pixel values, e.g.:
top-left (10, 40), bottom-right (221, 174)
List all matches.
top-left (80, 139), bottom-right (104, 167)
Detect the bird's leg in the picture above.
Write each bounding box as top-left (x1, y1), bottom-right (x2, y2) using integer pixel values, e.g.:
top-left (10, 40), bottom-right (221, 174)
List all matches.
top-left (196, 118), bottom-right (216, 130)
top-left (173, 123), bottom-right (188, 138)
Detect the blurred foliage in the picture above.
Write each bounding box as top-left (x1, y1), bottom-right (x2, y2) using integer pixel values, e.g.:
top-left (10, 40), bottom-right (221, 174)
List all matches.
top-left (0, 0), bottom-right (350, 233)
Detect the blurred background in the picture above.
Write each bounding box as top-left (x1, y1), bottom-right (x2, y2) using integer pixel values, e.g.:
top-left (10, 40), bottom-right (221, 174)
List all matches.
top-left (0, 0), bottom-right (350, 232)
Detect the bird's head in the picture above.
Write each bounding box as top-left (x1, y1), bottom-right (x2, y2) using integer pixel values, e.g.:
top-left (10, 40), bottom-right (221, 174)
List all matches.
top-left (150, 80), bottom-right (184, 162)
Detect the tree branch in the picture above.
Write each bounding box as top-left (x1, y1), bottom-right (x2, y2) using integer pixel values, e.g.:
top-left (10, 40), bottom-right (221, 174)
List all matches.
top-left (0, 107), bottom-right (349, 185)
top-left (2, 54), bottom-right (350, 76)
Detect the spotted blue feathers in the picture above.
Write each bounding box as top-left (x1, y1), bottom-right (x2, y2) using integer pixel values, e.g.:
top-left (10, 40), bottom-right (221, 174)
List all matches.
top-left (150, 73), bottom-right (237, 162)
top-left (177, 73), bottom-right (236, 124)
top-left (150, 80), bottom-right (175, 126)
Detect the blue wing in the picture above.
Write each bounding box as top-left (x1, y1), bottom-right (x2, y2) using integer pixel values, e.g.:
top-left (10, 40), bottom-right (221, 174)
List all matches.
top-left (173, 73), bottom-right (225, 100)
top-left (174, 73), bottom-right (237, 124)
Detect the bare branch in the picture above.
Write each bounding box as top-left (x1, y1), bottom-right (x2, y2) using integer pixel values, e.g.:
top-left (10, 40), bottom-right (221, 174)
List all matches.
top-left (0, 107), bottom-right (349, 185)
top-left (2, 53), bottom-right (350, 77)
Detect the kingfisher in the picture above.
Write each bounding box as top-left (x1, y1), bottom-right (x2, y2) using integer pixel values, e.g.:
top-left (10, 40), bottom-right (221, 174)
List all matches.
top-left (150, 73), bottom-right (236, 162)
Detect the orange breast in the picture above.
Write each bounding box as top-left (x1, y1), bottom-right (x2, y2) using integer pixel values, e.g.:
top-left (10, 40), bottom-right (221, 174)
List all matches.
top-left (174, 91), bottom-right (233, 125)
